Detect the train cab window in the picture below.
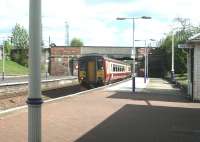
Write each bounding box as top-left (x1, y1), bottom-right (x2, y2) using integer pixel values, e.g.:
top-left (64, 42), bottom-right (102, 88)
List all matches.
top-left (79, 60), bottom-right (86, 70)
top-left (97, 58), bottom-right (103, 70)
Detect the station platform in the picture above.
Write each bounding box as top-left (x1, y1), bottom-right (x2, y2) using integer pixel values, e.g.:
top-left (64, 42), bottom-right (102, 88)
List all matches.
top-left (0, 78), bottom-right (200, 142)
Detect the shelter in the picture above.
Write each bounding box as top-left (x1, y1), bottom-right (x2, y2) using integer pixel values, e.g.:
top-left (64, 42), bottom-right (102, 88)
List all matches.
top-left (186, 33), bottom-right (200, 101)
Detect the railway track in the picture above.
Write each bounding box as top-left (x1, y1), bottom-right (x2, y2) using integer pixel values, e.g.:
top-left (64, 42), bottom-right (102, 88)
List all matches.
top-left (0, 84), bottom-right (88, 111)
top-left (0, 78), bottom-right (131, 112)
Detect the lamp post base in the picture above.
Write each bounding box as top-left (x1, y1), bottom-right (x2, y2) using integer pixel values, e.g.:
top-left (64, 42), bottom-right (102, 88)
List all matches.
top-left (2, 72), bottom-right (4, 80)
top-left (171, 70), bottom-right (176, 84)
top-left (144, 74), bottom-right (146, 83)
top-left (132, 76), bottom-right (135, 93)
top-left (45, 72), bottom-right (48, 80)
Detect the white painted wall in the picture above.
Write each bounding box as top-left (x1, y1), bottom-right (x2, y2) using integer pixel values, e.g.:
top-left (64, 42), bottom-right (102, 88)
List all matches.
top-left (193, 45), bottom-right (200, 101)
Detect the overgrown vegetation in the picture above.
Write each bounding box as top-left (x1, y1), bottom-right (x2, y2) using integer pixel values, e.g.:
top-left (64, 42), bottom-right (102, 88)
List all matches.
top-left (150, 17), bottom-right (200, 77)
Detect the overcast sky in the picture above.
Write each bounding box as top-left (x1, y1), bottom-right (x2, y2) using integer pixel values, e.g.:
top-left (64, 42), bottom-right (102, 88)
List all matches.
top-left (0, 0), bottom-right (200, 47)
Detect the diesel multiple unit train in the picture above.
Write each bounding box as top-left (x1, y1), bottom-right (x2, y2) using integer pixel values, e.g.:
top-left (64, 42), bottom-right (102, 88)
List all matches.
top-left (78, 54), bottom-right (131, 87)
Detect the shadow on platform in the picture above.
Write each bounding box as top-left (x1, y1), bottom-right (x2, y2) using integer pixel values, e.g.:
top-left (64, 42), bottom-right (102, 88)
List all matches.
top-left (75, 82), bottom-right (200, 142)
top-left (42, 85), bottom-right (87, 98)
top-left (75, 104), bottom-right (200, 142)
top-left (107, 90), bottom-right (189, 103)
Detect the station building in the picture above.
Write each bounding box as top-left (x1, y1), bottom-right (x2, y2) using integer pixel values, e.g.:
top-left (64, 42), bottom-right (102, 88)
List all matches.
top-left (186, 33), bottom-right (200, 101)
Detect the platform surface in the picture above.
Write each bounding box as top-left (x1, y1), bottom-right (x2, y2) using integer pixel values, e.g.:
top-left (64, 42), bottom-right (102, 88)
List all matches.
top-left (0, 78), bottom-right (200, 142)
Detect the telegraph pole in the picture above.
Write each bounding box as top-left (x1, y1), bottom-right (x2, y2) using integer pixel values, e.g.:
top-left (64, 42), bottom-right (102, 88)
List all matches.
top-left (65, 21), bottom-right (69, 46)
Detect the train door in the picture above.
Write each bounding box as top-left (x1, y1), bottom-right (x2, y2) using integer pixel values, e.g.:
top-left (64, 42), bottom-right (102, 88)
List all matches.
top-left (87, 60), bottom-right (96, 82)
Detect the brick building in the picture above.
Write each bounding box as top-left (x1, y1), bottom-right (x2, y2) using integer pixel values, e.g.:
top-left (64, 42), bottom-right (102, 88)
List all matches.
top-left (49, 47), bottom-right (81, 76)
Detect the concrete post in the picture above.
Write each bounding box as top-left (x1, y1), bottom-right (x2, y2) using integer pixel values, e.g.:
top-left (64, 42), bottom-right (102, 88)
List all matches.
top-left (27, 0), bottom-right (43, 142)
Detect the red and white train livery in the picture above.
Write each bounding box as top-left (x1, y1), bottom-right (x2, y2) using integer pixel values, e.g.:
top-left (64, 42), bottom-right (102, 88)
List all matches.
top-left (78, 54), bottom-right (131, 87)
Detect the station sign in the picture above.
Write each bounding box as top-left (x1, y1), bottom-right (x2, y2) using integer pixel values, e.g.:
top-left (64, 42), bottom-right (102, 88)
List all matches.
top-left (178, 44), bottom-right (188, 48)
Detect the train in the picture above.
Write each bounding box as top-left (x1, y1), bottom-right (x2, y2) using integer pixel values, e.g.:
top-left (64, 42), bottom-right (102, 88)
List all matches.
top-left (78, 54), bottom-right (131, 87)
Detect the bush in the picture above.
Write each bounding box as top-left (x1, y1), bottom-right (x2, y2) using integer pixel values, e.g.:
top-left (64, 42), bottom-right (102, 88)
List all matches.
top-left (10, 49), bottom-right (28, 67)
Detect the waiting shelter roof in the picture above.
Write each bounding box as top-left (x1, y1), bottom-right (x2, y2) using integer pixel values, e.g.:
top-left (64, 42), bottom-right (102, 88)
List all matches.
top-left (188, 33), bottom-right (200, 42)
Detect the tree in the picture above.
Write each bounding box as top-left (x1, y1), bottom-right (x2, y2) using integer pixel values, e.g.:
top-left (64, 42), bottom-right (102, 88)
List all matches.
top-left (157, 17), bottom-right (200, 76)
top-left (10, 23), bottom-right (29, 66)
top-left (70, 38), bottom-right (84, 47)
top-left (3, 40), bottom-right (12, 59)
top-left (12, 23), bottom-right (29, 49)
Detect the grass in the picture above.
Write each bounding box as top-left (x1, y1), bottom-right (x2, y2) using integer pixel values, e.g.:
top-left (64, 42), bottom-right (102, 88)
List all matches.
top-left (175, 73), bottom-right (188, 92)
top-left (165, 73), bottom-right (188, 91)
top-left (175, 73), bottom-right (187, 86)
top-left (0, 59), bottom-right (28, 75)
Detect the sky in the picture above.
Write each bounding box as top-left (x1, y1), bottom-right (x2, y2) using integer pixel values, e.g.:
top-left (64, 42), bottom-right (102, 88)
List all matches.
top-left (0, 0), bottom-right (200, 47)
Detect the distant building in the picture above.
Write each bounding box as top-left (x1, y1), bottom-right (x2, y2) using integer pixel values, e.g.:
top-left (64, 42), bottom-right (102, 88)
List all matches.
top-left (49, 46), bottom-right (156, 76)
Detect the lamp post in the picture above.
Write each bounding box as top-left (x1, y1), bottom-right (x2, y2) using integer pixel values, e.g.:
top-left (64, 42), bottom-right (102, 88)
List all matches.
top-left (42, 40), bottom-right (50, 80)
top-left (0, 37), bottom-right (7, 80)
top-left (28, 0), bottom-right (43, 142)
top-left (116, 16), bottom-right (151, 92)
top-left (1, 36), bottom-right (13, 80)
top-left (65, 21), bottom-right (69, 46)
top-left (2, 42), bottom-right (5, 80)
top-left (171, 31), bottom-right (176, 83)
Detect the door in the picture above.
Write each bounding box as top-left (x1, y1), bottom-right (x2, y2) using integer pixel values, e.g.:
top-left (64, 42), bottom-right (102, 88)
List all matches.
top-left (88, 61), bottom-right (96, 82)
top-left (191, 48), bottom-right (194, 99)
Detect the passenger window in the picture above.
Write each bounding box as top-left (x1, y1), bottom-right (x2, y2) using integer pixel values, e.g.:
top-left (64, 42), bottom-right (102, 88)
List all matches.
top-left (113, 65), bottom-right (116, 72)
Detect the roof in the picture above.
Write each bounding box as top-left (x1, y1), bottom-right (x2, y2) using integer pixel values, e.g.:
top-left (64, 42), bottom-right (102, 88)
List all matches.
top-left (188, 33), bottom-right (200, 42)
